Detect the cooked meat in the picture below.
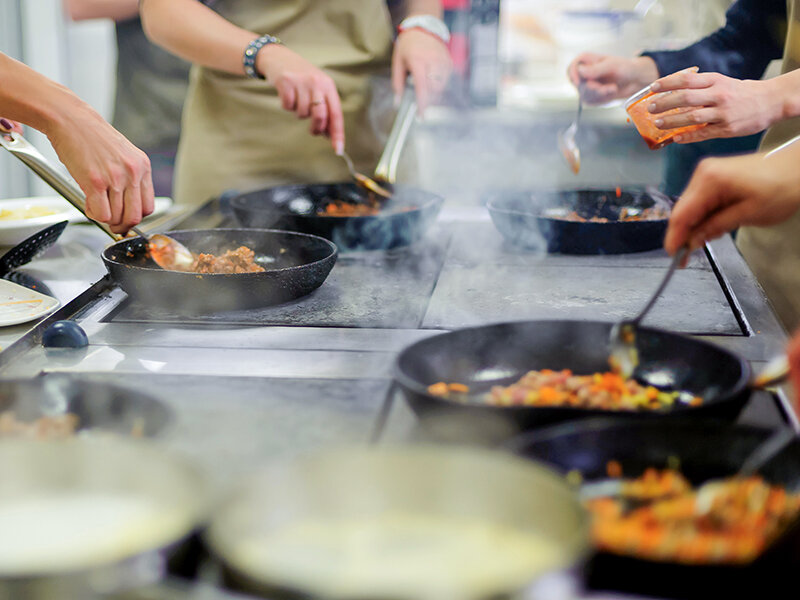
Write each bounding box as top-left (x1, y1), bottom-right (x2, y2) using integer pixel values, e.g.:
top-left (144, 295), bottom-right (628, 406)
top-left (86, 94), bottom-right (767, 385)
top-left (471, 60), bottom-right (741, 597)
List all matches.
top-left (192, 246), bottom-right (265, 274)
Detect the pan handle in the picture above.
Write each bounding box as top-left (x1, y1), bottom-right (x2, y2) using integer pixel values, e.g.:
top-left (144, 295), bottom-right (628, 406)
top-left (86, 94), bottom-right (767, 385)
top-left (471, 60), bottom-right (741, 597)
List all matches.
top-left (373, 83), bottom-right (417, 184)
top-left (0, 123), bottom-right (120, 241)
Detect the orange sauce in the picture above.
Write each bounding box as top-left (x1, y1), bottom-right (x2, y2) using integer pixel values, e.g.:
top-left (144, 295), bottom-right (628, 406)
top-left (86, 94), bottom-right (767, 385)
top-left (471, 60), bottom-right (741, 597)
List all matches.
top-left (626, 91), bottom-right (705, 150)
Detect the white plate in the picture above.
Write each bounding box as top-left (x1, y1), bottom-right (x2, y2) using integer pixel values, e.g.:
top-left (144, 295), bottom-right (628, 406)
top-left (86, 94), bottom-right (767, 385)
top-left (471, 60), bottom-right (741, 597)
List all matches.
top-left (0, 279), bottom-right (59, 327)
top-left (0, 196), bottom-right (173, 246)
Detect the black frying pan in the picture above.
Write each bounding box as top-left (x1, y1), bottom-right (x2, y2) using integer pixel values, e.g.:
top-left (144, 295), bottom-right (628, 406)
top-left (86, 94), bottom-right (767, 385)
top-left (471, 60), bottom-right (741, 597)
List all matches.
top-left (485, 188), bottom-right (672, 254)
top-left (507, 419), bottom-right (800, 598)
top-left (394, 320), bottom-right (751, 435)
top-left (103, 228), bottom-right (337, 313)
top-left (229, 182), bottom-right (444, 251)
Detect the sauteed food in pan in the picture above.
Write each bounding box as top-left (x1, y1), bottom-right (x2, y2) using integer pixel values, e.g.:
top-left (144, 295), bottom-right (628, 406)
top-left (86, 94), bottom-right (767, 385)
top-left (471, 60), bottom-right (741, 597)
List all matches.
top-left (0, 412), bottom-right (78, 439)
top-left (585, 466), bottom-right (800, 564)
top-left (191, 246), bottom-right (265, 274)
top-left (428, 369), bottom-right (702, 411)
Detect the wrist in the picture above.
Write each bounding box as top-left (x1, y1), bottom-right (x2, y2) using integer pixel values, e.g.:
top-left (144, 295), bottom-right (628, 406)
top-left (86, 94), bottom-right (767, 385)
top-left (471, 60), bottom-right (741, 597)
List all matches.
top-left (771, 75), bottom-right (800, 124)
top-left (397, 15), bottom-right (450, 44)
top-left (243, 34), bottom-right (282, 79)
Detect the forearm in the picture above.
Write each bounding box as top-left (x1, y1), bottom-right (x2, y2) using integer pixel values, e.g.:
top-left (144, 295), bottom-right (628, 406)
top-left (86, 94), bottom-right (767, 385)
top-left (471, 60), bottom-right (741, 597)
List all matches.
top-left (399, 0), bottom-right (443, 19)
top-left (139, 0), bottom-right (256, 76)
top-left (769, 70), bottom-right (800, 124)
top-left (0, 53), bottom-right (84, 135)
top-left (63, 0), bottom-right (139, 21)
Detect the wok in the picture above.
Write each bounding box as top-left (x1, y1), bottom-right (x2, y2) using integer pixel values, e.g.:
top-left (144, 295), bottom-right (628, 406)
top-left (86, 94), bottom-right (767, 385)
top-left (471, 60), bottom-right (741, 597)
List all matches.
top-left (508, 419), bottom-right (800, 598)
top-left (205, 445), bottom-right (588, 600)
top-left (0, 438), bottom-right (205, 600)
top-left (0, 375), bottom-right (172, 438)
top-left (103, 228), bottom-right (337, 313)
top-left (229, 182), bottom-right (444, 251)
top-left (394, 320), bottom-right (751, 436)
top-left (485, 188), bottom-right (672, 254)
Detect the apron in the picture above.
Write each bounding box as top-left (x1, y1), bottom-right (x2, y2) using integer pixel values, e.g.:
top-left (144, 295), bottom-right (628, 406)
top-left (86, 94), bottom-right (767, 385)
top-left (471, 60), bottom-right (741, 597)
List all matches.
top-left (174, 0), bottom-right (394, 206)
top-left (736, 0), bottom-right (800, 331)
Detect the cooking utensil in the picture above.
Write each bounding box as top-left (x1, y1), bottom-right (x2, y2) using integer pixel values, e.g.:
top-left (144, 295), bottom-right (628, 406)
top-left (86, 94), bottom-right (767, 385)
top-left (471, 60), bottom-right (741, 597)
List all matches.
top-left (206, 445), bottom-right (588, 600)
top-left (229, 182), bottom-right (443, 251)
top-left (0, 375), bottom-right (172, 438)
top-left (0, 437), bottom-right (205, 600)
top-left (394, 320), bottom-right (751, 437)
top-left (374, 83), bottom-right (417, 184)
top-left (103, 228), bottom-right (337, 313)
top-left (558, 81), bottom-right (584, 174)
top-left (609, 245), bottom-right (690, 378)
top-left (0, 220), bottom-right (67, 277)
top-left (339, 150), bottom-right (392, 198)
top-left (0, 123), bottom-right (193, 271)
top-left (508, 419), bottom-right (800, 598)
top-left (485, 188), bottom-right (672, 254)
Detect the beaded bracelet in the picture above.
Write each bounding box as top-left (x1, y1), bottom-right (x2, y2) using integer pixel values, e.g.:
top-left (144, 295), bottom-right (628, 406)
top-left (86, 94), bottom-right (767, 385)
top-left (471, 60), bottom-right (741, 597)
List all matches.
top-left (243, 34), bottom-right (281, 80)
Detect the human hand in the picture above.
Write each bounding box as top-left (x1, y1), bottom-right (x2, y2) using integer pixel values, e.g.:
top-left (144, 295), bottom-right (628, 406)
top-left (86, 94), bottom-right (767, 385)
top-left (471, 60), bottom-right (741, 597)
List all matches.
top-left (567, 53), bottom-right (658, 105)
top-left (256, 44), bottom-right (345, 153)
top-left (664, 148), bottom-right (800, 257)
top-left (392, 29), bottom-right (453, 115)
top-left (0, 118), bottom-right (23, 135)
top-left (647, 71), bottom-right (782, 144)
top-left (45, 103), bottom-right (154, 234)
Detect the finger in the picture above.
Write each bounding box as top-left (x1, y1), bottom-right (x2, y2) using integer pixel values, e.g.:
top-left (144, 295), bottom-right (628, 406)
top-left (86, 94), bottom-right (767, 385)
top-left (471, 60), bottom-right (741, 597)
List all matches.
top-left (108, 186), bottom-right (125, 226)
top-left (689, 203), bottom-right (754, 243)
top-left (410, 62), bottom-right (431, 116)
top-left (582, 81), bottom-right (619, 104)
top-left (655, 107), bottom-right (718, 130)
top-left (325, 85), bottom-right (345, 155)
top-left (276, 79), bottom-right (297, 112)
top-left (569, 53), bottom-right (603, 85)
top-left (674, 125), bottom-right (726, 144)
top-left (650, 69), bottom-right (713, 93)
top-left (391, 50), bottom-right (406, 103)
top-left (84, 188), bottom-right (112, 224)
top-left (295, 85), bottom-right (311, 119)
top-left (576, 58), bottom-right (615, 83)
top-left (649, 89), bottom-right (715, 114)
top-left (120, 183), bottom-right (143, 232)
top-left (140, 157), bottom-right (155, 216)
top-left (664, 163), bottom-right (728, 254)
top-left (426, 63), bottom-right (449, 101)
top-left (310, 96), bottom-right (329, 135)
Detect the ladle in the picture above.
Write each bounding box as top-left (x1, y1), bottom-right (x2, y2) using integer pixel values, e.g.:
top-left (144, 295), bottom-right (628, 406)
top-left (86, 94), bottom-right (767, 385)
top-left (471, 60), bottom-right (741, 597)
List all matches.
top-left (0, 121), bottom-right (195, 271)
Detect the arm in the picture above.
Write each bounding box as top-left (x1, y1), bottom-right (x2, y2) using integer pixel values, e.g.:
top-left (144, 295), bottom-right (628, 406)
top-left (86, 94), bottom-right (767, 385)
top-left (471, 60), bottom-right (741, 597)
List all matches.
top-left (139, 0), bottom-right (344, 152)
top-left (391, 0), bottom-right (453, 113)
top-left (642, 0), bottom-right (785, 80)
top-left (638, 68), bottom-right (800, 144)
top-left (0, 53), bottom-right (153, 233)
top-left (63, 0), bottom-right (139, 21)
top-left (663, 140), bottom-right (800, 256)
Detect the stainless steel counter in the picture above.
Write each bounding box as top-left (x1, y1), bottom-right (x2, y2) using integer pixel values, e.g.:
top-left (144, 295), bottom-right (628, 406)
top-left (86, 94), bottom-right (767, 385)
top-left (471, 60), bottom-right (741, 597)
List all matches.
top-left (0, 196), bottom-right (795, 600)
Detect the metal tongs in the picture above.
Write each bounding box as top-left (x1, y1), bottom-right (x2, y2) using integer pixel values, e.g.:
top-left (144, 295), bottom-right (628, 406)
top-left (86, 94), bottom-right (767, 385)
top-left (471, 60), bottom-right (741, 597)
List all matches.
top-left (0, 121), bottom-right (194, 271)
top-left (374, 84), bottom-right (418, 185)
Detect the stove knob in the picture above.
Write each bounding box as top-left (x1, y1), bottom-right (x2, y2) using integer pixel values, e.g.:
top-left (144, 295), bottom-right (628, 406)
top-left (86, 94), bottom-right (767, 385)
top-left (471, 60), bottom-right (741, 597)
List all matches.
top-left (42, 320), bottom-right (89, 349)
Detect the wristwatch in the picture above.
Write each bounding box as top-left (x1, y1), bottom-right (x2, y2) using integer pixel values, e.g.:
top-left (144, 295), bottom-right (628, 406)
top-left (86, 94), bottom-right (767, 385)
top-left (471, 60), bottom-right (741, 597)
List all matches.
top-left (243, 34), bottom-right (281, 80)
top-left (397, 15), bottom-right (450, 44)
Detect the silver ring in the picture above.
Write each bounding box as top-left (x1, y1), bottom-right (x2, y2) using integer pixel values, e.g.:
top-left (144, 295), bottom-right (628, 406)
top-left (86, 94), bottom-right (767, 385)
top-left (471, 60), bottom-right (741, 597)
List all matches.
top-left (310, 99), bottom-right (325, 106)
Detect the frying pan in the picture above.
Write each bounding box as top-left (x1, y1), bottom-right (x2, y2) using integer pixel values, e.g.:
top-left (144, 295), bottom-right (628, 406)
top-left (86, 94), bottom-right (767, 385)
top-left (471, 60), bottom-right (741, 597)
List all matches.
top-left (0, 375), bottom-right (172, 438)
top-left (0, 437), bottom-right (205, 600)
top-left (394, 320), bottom-right (751, 436)
top-left (205, 445), bottom-right (588, 600)
top-left (485, 188), bottom-right (672, 254)
top-left (0, 123), bottom-right (338, 313)
top-left (229, 182), bottom-right (444, 251)
top-left (103, 228), bottom-right (337, 313)
top-left (507, 419), bottom-right (800, 598)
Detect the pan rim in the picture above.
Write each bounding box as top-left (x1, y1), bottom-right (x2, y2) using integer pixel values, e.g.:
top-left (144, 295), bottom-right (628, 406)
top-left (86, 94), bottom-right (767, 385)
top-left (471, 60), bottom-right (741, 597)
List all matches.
top-left (102, 228), bottom-right (338, 276)
top-left (393, 319), bottom-right (752, 415)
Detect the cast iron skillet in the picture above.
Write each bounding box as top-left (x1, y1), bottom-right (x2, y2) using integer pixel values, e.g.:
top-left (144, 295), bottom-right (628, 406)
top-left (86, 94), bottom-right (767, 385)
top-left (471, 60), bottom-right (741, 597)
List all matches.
top-left (394, 320), bottom-right (751, 435)
top-left (485, 188), bottom-right (673, 254)
top-left (507, 419), bottom-right (800, 599)
top-left (229, 182), bottom-right (444, 251)
top-left (103, 228), bottom-right (337, 313)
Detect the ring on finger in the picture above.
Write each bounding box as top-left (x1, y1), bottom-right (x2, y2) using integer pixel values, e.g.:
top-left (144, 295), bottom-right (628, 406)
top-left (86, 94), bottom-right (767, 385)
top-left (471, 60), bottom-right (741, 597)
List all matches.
top-left (310, 98), bottom-right (325, 106)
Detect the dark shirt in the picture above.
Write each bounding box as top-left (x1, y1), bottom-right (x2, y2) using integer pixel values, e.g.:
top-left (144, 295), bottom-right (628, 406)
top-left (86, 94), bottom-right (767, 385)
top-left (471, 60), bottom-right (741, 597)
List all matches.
top-left (642, 0), bottom-right (786, 79)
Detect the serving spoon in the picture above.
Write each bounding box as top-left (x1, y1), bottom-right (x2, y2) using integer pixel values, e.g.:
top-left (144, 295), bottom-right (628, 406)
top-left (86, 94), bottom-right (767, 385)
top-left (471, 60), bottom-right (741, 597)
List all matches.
top-left (558, 81), bottom-right (585, 175)
top-left (0, 121), bottom-right (195, 271)
top-left (339, 150), bottom-right (392, 199)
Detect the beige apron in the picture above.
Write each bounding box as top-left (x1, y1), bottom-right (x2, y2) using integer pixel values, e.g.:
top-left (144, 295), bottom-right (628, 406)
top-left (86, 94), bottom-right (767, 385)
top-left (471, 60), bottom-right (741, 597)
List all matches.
top-left (174, 0), bottom-right (394, 206)
top-left (736, 0), bottom-right (800, 331)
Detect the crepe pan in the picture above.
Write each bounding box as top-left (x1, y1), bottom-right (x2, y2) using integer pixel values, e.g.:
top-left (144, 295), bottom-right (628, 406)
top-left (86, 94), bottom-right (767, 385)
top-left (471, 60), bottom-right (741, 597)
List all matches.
top-left (507, 419), bottom-right (800, 598)
top-left (485, 188), bottom-right (672, 254)
top-left (229, 182), bottom-right (444, 251)
top-left (103, 228), bottom-right (337, 313)
top-left (394, 320), bottom-right (751, 437)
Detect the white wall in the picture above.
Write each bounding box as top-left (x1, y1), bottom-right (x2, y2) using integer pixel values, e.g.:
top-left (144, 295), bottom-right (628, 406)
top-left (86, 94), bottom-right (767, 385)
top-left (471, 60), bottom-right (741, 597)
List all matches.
top-left (0, 0), bottom-right (116, 199)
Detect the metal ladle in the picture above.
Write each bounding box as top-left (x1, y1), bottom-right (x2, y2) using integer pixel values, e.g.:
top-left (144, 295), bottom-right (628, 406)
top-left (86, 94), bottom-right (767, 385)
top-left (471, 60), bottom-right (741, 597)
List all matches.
top-left (558, 81), bottom-right (584, 175)
top-left (0, 122), bottom-right (195, 271)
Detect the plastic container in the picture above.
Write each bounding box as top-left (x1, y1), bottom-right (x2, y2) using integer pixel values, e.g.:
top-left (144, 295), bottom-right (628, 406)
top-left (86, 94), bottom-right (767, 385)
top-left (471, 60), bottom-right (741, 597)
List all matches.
top-left (625, 84), bottom-right (705, 150)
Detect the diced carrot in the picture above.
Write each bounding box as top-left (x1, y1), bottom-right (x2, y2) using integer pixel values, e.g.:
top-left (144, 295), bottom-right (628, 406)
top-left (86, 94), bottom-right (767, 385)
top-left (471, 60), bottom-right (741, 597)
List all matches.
top-left (448, 382), bottom-right (469, 393)
top-left (538, 386), bottom-right (561, 403)
top-left (427, 382), bottom-right (449, 397)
